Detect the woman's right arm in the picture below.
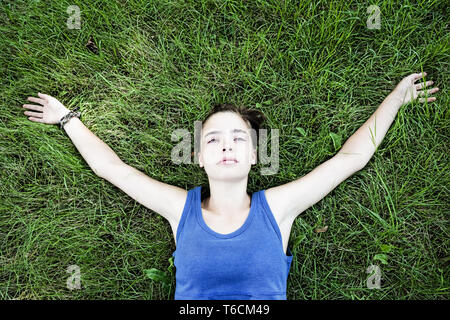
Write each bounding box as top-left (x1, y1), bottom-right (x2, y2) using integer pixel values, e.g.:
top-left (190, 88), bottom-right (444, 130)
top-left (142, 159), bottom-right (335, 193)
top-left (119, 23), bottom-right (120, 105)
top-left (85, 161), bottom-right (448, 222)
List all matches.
top-left (62, 116), bottom-right (122, 176)
top-left (22, 93), bottom-right (187, 235)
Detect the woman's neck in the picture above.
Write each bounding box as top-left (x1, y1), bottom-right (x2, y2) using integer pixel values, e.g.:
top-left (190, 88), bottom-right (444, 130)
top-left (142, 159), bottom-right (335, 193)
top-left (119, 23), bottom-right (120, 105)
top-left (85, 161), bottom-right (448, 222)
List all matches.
top-left (202, 179), bottom-right (251, 217)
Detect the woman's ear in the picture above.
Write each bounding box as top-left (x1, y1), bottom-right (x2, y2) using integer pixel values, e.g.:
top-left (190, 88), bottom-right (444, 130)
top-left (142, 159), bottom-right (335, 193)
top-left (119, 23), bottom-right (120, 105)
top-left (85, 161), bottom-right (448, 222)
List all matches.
top-left (251, 149), bottom-right (257, 165)
top-left (198, 152), bottom-right (203, 167)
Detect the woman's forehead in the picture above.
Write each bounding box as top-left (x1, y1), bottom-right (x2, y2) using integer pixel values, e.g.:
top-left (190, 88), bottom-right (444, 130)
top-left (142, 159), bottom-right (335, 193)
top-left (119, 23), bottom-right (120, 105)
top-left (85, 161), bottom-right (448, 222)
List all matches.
top-left (204, 128), bottom-right (248, 139)
top-left (202, 112), bottom-right (250, 132)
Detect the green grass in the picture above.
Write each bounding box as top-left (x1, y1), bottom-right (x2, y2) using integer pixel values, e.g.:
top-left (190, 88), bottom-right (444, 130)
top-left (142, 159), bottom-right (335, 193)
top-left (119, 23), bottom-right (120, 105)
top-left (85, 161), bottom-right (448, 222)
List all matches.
top-left (0, 0), bottom-right (448, 299)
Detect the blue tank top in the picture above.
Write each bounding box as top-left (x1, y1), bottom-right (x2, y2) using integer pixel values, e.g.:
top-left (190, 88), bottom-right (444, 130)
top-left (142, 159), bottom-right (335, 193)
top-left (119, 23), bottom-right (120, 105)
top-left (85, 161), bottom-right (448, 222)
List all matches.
top-left (172, 186), bottom-right (293, 300)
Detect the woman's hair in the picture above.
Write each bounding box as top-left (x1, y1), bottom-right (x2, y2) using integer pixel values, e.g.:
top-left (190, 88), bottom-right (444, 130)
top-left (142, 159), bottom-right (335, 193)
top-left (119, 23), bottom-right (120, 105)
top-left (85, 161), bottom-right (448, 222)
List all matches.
top-left (199, 103), bottom-right (266, 202)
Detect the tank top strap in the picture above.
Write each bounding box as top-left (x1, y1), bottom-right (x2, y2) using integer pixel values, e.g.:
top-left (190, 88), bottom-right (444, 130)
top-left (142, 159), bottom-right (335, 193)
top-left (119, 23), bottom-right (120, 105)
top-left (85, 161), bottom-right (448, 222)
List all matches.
top-left (256, 190), bottom-right (284, 247)
top-left (256, 189), bottom-right (294, 261)
top-left (174, 186), bottom-right (199, 246)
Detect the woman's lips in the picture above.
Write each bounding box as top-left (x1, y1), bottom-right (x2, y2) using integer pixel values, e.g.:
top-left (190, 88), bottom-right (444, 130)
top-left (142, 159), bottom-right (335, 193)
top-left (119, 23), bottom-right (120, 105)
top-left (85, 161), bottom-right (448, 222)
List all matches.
top-left (219, 159), bottom-right (238, 165)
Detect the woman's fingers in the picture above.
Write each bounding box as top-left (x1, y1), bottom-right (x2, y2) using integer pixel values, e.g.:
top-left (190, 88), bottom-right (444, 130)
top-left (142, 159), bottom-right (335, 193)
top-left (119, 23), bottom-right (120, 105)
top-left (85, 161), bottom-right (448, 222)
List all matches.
top-left (429, 87), bottom-right (439, 94)
top-left (417, 86), bottom-right (439, 103)
top-left (418, 87), bottom-right (439, 97)
top-left (415, 80), bottom-right (434, 90)
top-left (23, 104), bottom-right (44, 112)
top-left (419, 97), bottom-right (437, 103)
top-left (28, 116), bottom-right (44, 123)
top-left (37, 92), bottom-right (51, 100)
top-left (413, 72), bottom-right (427, 80)
top-left (24, 110), bottom-right (43, 118)
top-left (27, 96), bottom-right (46, 105)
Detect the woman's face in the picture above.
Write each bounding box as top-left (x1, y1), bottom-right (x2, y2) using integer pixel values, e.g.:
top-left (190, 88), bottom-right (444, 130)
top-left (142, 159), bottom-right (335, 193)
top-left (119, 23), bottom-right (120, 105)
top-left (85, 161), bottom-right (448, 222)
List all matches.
top-left (198, 111), bottom-right (257, 182)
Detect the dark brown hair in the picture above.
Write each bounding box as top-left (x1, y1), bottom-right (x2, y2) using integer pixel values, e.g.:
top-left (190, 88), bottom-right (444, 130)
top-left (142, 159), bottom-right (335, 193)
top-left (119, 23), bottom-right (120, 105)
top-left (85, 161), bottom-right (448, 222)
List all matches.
top-left (199, 103), bottom-right (266, 202)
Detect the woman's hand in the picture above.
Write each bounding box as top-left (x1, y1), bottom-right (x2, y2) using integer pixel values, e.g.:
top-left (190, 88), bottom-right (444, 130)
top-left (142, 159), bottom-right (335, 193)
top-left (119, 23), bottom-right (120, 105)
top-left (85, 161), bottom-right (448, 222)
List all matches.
top-left (22, 93), bottom-right (71, 124)
top-left (392, 72), bottom-right (439, 106)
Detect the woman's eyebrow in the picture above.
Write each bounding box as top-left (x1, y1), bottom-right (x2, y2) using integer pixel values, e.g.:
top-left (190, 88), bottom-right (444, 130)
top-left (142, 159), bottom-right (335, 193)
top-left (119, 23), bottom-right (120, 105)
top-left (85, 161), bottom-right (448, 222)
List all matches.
top-left (204, 129), bottom-right (247, 137)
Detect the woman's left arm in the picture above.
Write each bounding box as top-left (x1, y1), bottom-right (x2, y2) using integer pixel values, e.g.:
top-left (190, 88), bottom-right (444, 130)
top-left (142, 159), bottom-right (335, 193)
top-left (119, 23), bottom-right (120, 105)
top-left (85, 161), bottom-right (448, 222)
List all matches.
top-left (265, 72), bottom-right (439, 224)
top-left (338, 72), bottom-right (439, 166)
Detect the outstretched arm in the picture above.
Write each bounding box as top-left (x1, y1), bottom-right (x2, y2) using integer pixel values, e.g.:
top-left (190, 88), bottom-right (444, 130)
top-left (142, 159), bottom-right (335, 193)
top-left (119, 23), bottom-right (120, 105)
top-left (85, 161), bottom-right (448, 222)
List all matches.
top-left (22, 93), bottom-right (187, 238)
top-left (338, 72), bottom-right (439, 166)
top-left (265, 72), bottom-right (439, 228)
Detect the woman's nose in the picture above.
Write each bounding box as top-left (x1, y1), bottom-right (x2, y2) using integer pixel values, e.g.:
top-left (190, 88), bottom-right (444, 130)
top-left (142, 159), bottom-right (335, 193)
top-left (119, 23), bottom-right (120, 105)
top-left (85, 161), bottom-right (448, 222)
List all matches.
top-left (222, 137), bottom-right (232, 151)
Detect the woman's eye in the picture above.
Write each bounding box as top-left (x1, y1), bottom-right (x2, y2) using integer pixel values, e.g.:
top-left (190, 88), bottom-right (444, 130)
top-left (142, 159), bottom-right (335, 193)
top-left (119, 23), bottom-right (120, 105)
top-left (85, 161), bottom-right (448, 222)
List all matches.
top-left (207, 137), bottom-right (245, 144)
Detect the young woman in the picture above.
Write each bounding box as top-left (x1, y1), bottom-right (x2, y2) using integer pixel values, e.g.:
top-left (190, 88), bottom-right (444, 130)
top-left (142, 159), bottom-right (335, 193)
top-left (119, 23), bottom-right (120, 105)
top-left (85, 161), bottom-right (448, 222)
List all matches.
top-left (22, 72), bottom-right (438, 300)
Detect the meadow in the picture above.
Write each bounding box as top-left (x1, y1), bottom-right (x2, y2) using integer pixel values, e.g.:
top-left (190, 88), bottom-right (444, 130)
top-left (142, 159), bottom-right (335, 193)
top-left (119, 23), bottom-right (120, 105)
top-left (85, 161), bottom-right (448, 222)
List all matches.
top-left (0, 0), bottom-right (448, 299)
